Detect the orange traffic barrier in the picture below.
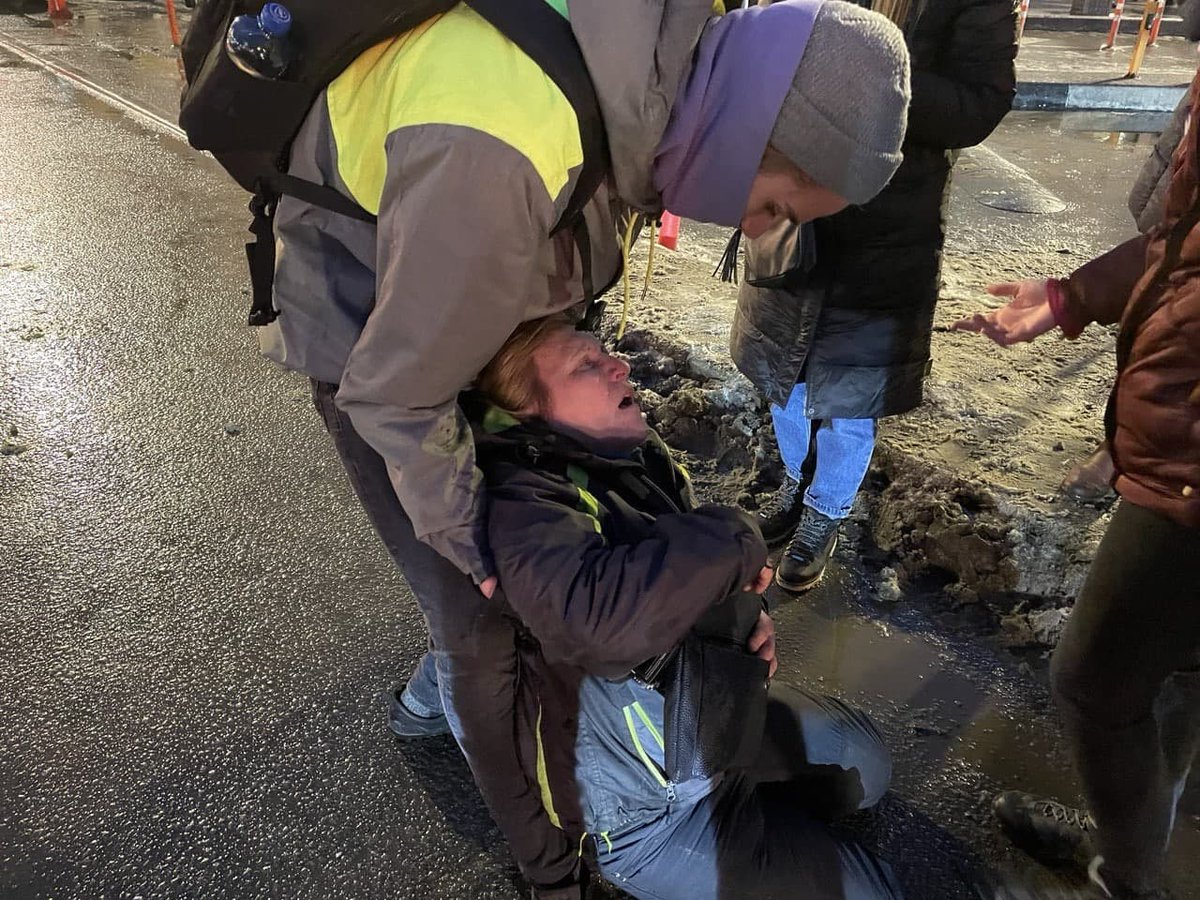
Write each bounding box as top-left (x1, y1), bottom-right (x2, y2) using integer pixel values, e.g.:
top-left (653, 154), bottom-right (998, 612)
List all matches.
top-left (1125, 0), bottom-right (1158, 77)
top-left (1102, 0), bottom-right (1124, 49)
top-left (165, 0), bottom-right (182, 48)
top-left (1148, 0), bottom-right (1166, 44)
top-left (1016, 0), bottom-right (1031, 43)
top-left (47, 0), bottom-right (72, 20)
top-left (658, 212), bottom-right (681, 251)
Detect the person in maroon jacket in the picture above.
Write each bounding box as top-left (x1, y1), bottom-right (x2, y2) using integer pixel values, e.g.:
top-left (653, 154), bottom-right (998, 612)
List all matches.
top-left (953, 73), bottom-right (1200, 900)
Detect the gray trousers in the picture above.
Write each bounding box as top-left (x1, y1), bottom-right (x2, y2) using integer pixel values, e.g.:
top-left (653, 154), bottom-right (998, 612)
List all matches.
top-left (596, 684), bottom-right (903, 900)
top-left (1051, 500), bottom-right (1200, 893)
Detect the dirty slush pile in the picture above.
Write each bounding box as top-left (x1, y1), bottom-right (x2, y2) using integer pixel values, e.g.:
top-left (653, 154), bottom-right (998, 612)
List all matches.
top-left (604, 231), bottom-right (1117, 657)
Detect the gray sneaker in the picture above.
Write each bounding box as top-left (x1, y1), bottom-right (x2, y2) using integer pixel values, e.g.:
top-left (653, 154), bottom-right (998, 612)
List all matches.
top-left (387, 684), bottom-right (451, 739)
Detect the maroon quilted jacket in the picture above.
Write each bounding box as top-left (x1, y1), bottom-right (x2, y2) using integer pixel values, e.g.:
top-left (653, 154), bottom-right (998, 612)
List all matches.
top-left (1057, 69), bottom-right (1200, 528)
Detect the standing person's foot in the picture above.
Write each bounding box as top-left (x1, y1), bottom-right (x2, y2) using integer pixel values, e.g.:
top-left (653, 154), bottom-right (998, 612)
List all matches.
top-left (774, 506), bottom-right (840, 592)
top-left (754, 474), bottom-right (807, 549)
top-left (993, 791), bottom-right (1097, 867)
top-left (387, 683), bottom-right (451, 739)
top-left (1061, 443), bottom-right (1116, 504)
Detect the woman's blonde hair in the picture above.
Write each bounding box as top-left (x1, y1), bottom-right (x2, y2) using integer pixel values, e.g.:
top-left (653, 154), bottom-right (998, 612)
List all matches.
top-left (476, 313), bottom-right (576, 416)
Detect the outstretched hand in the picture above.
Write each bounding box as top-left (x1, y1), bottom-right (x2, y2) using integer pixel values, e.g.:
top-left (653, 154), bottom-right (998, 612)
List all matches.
top-left (952, 279), bottom-right (1057, 346)
top-left (747, 610), bottom-right (778, 678)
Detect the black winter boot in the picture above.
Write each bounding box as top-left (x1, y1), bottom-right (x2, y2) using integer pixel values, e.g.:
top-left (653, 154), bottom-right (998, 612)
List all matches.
top-left (775, 505), bottom-right (840, 592)
top-left (993, 791), bottom-right (1097, 867)
top-left (754, 474), bottom-right (807, 549)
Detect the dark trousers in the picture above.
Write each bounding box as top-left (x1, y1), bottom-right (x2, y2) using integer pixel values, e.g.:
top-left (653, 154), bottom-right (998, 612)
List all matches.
top-left (310, 381), bottom-right (576, 886)
top-left (1051, 500), bottom-right (1200, 891)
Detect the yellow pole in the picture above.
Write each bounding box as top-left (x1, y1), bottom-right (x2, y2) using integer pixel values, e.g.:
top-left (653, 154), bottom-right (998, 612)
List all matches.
top-left (1125, 0), bottom-right (1157, 78)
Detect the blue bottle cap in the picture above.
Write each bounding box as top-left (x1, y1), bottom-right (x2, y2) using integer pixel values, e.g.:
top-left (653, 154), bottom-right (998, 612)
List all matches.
top-left (258, 3), bottom-right (292, 36)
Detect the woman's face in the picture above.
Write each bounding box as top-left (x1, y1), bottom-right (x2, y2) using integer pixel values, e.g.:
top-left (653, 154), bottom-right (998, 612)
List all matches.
top-left (740, 166), bottom-right (849, 239)
top-left (528, 328), bottom-right (648, 451)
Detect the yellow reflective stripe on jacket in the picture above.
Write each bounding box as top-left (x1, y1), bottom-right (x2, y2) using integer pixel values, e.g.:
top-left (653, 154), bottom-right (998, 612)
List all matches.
top-left (631, 701), bottom-right (664, 750)
top-left (326, 4), bottom-right (583, 215)
top-left (622, 705), bottom-right (668, 787)
top-left (535, 703), bottom-right (563, 829)
top-left (566, 463), bottom-right (602, 533)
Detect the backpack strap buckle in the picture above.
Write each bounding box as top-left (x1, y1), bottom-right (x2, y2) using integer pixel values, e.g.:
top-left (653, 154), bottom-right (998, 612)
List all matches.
top-left (245, 189), bottom-right (280, 327)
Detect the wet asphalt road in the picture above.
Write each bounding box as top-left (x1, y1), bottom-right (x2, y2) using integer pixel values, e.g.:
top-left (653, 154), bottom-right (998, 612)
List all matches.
top-left (1, 12), bottom-right (1198, 900)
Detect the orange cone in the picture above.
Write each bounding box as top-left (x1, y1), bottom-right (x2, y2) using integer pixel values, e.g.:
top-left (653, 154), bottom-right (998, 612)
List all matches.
top-left (47, 0), bottom-right (73, 20)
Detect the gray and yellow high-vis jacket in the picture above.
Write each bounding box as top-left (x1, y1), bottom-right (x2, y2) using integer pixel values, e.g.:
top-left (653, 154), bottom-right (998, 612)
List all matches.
top-left (263, 0), bottom-right (716, 583)
top-left (472, 409), bottom-right (769, 844)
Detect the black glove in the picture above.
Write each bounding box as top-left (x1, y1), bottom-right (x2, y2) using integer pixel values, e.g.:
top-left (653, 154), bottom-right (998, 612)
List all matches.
top-left (530, 858), bottom-right (590, 900)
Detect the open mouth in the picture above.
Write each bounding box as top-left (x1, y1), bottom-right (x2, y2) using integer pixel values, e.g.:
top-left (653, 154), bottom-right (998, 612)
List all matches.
top-left (618, 392), bottom-right (636, 410)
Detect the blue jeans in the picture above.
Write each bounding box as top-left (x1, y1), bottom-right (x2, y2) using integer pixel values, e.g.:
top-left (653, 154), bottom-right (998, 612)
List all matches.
top-left (401, 648), bottom-right (446, 720)
top-left (596, 684), bottom-right (902, 900)
top-left (771, 383), bottom-right (876, 520)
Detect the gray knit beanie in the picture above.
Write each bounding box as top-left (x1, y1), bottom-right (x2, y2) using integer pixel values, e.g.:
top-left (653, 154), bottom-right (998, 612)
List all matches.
top-left (768, 1), bottom-right (911, 205)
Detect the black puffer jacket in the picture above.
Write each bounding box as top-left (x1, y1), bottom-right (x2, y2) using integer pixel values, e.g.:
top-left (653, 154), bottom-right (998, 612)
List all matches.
top-left (731, 0), bottom-right (1017, 416)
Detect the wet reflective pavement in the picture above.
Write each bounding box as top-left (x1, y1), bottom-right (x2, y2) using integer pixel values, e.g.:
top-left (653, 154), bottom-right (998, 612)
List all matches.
top-left (1, 11), bottom-right (1198, 900)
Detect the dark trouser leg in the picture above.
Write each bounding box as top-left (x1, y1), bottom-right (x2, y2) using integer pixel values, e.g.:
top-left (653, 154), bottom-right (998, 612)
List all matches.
top-left (750, 683), bottom-right (893, 819)
top-left (1050, 500), bottom-right (1200, 892)
top-left (598, 772), bottom-right (902, 900)
top-left (309, 381), bottom-right (575, 885)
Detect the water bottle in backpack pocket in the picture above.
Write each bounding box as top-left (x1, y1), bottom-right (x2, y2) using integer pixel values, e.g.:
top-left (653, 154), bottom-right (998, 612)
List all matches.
top-left (225, 2), bottom-right (296, 79)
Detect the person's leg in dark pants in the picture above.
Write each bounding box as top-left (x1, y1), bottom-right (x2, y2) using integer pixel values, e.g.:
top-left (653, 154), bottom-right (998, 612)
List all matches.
top-left (750, 682), bottom-right (892, 820)
top-left (309, 380), bottom-right (576, 885)
top-left (597, 773), bottom-right (903, 900)
top-left (1050, 500), bottom-right (1200, 893)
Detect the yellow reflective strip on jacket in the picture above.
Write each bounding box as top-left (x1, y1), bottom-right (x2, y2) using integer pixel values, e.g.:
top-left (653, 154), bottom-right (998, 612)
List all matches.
top-left (535, 703), bottom-right (563, 829)
top-left (481, 405), bottom-right (521, 434)
top-left (566, 464), bottom-right (602, 533)
top-left (631, 701), bottom-right (664, 750)
top-left (326, 4), bottom-right (583, 214)
top-left (623, 705), bottom-right (668, 787)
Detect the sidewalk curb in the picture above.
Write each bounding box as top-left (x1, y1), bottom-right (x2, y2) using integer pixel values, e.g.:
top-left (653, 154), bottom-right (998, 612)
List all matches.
top-left (1015, 80), bottom-right (1187, 110)
top-left (1024, 14), bottom-right (1185, 35)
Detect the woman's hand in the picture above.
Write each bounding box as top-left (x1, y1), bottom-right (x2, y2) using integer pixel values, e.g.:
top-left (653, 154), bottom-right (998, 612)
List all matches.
top-left (952, 280), bottom-right (1057, 346)
top-left (747, 610), bottom-right (778, 678)
top-left (743, 565), bottom-right (774, 594)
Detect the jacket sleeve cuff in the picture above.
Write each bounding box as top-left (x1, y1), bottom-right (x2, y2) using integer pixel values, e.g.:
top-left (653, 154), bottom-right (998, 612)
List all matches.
top-left (420, 518), bottom-right (496, 585)
top-left (1047, 277), bottom-right (1086, 339)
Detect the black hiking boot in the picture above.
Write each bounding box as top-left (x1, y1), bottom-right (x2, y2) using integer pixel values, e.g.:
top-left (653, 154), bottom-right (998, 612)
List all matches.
top-left (993, 791), bottom-right (1097, 867)
top-left (775, 506), bottom-right (840, 593)
top-left (754, 474), bottom-right (806, 549)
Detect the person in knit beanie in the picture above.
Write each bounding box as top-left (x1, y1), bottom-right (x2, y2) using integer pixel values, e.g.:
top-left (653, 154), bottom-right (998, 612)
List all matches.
top-left (654, 0), bottom-right (910, 236)
top-left (731, 0), bottom-right (1015, 597)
